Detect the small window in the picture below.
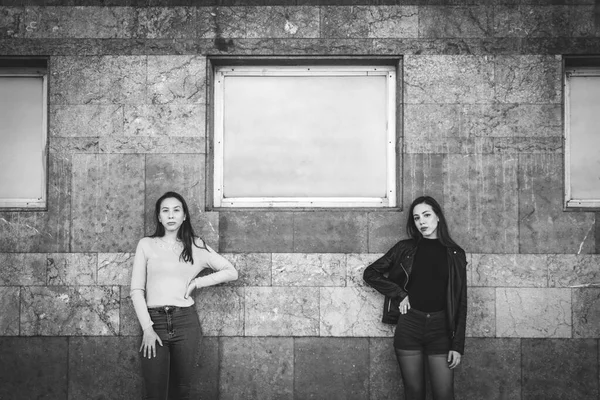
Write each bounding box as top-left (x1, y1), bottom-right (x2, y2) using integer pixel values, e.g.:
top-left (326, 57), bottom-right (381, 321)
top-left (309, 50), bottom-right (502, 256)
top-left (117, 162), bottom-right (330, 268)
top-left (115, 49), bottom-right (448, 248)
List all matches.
top-left (564, 59), bottom-right (600, 209)
top-left (211, 61), bottom-right (398, 208)
top-left (0, 58), bottom-right (48, 209)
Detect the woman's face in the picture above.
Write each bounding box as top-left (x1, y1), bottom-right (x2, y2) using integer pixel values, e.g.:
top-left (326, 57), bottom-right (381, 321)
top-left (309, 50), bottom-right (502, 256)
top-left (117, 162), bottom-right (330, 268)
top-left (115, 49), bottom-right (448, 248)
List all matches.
top-left (158, 197), bottom-right (186, 234)
top-left (413, 202), bottom-right (439, 239)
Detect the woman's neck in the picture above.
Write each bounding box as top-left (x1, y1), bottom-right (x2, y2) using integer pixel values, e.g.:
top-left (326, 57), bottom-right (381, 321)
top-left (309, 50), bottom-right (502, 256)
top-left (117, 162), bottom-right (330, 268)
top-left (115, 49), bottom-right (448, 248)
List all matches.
top-left (161, 231), bottom-right (180, 242)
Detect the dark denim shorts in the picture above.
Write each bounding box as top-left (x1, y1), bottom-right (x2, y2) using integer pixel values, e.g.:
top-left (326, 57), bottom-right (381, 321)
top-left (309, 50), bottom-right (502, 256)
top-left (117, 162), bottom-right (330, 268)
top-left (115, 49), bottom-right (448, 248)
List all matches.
top-left (394, 308), bottom-right (450, 355)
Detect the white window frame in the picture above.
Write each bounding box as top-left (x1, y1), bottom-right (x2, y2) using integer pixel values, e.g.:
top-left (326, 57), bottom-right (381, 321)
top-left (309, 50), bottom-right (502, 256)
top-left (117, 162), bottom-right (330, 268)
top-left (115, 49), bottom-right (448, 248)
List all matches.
top-left (0, 68), bottom-right (48, 209)
top-left (564, 66), bottom-right (600, 209)
top-left (212, 64), bottom-right (397, 209)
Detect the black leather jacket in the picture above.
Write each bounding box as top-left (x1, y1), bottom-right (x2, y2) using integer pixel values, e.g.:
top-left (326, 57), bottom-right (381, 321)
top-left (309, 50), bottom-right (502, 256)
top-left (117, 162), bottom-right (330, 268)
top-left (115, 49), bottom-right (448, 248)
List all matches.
top-left (363, 238), bottom-right (468, 355)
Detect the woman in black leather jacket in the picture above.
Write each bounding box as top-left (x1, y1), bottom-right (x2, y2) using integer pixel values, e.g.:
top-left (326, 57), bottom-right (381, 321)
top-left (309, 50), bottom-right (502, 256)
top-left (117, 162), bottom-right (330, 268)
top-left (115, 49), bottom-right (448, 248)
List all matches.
top-left (363, 196), bottom-right (467, 400)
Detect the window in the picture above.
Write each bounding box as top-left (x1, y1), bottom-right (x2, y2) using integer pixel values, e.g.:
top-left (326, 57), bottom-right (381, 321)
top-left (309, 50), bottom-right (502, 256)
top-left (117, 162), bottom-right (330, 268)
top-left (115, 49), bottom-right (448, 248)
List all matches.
top-left (564, 57), bottom-right (600, 209)
top-left (0, 58), bottom-right (48, 209)
top-left (210, 59), bottom-right (399, 208)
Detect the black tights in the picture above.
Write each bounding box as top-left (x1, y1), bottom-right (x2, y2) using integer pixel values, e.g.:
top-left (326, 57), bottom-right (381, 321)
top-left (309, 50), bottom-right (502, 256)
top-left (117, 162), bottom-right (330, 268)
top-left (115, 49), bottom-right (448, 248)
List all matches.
top-left (395, 348), bottom-right (455, 400)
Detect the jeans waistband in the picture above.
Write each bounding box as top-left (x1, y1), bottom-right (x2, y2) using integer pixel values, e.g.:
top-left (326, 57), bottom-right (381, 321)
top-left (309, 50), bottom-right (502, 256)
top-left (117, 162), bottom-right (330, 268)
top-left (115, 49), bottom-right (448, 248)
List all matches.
top-left (409, 308), bottom-right (445, 318)
top-left (147, 305), bottom-right (193, 314)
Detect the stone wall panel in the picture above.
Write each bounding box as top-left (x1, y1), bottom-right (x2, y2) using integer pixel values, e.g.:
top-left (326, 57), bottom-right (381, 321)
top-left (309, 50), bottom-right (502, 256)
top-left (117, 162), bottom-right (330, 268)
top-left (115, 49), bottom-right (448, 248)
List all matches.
top-left (0, 286), bottom-right (19, 335)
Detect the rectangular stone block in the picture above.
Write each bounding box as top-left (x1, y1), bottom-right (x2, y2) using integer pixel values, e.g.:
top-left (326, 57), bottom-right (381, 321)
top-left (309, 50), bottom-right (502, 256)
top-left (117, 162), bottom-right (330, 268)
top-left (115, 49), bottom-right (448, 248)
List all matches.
top-left (123, 104), bottom-right (205, 137)
top-left (419, 6), bottom-right (492, 38)
top-left (369, 338), bottom-right (403, 400)
top-left (494, 55), bottom-right (562, 103)
top-left (320, 287), bottom-right (395, 337)
top-left (219, 337), bottom-right (294, 400)
top-left (71, 153), bottom-right (145, 253)
top-left (367, 211), bottom-right (407, 254)
top-left (467, 287), bottom-right (495, 338)
top-left (548, 254), bottom-right (600, 287)
top-left (403, 153), bottom-right (445, 208)
top-left (445, 154), bottom-right (519, 253)
top-left (292, 211), bottom-right (368, 253)
top-left (193, 337), bottom-right (220, 400)
top-left (222, 253), bottom-right (271, 286)
top-left (492, 136), bottom-right (562, 154)
top-left (119, 286), bottom-right (141, 336)
top-left (20, 286), bottom-right (120, 336)
top-left (219, 211), bottom-right (294, 253)
top-left (321, 6), bottom-right (418, 39)
top-left (522, 339), bottom-right (599, 400)
top-left (47, 253), bottom-right (97, 285)
top-left (50, 56), bottom-right (146, 105)
top-left (272, 253), bottom-right (346, 287)
top-left (144, 153), bottom-right (206, 235)
top-left (68, 337), bottom-right (142, 400)
top-left (456, 338), bottom-right (521, 400)
top-left (460, 104), bottom-right (562, 138)
top-left (518, 154), bottom-right (596, 254)
top-left (244, 287), bottom-right (319, 336)
top-left (471, 254), bottom-right (548, 287)
top-left (0, 286), bottom-right (19, 335)
top-left (0, 253), bottom-right (46, 285)
top-left (494, 6), bottom-right (572, 38)
top-left (22, 6), bottom-right (143, 39)
top-left (294, 337), bottom-right (369, 400)
top-left (496, 288), bottom-right (571, 338)
top-left (346, 253), bottom-right (383, 287)
top-left (195, 286), bottom-right (244, 336)
top-left (404, 104), bottom-right (462, 153)
top-left (98, 136), bottom-right (205, 153)
top-left (50, 105), bottom-right (124, 137)
top-left (573, 288), bottom-right (600, 338)
top-left (0, 337), bottom-right (68, 400)
top-left (405, 55), bottom-right (494, 104)
top-left (98, 253), bottom-right (134, 286)
top-left (147, 55), bottom-right (206, 105)
top-left (144, 6), bottom-right (197, 39)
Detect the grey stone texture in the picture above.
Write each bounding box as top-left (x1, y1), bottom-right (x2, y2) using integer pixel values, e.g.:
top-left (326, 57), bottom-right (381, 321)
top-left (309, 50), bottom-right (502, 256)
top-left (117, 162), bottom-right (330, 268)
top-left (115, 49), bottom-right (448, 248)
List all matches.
top-left (1, 1), bottom-right (600, 399)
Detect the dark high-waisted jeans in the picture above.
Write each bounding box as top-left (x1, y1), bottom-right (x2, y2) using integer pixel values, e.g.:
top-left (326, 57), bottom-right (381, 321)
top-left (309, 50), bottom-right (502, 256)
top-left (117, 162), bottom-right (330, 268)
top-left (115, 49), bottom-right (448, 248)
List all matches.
top-left (141, 305), bottom-right (201, 400)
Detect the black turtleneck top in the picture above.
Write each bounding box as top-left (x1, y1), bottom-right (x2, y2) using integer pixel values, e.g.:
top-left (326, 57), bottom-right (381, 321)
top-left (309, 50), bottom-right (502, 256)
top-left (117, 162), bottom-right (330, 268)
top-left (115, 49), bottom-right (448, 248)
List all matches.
top-left (406, 238), bottom-right (448, 312)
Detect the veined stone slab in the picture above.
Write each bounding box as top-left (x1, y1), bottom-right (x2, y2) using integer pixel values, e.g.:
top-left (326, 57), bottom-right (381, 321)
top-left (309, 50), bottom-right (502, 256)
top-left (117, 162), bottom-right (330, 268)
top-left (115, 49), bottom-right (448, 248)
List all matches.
top-left (320, 287), bottom-right (395, 337)
top-left (494, 6), bottom-right (572, 38)
top-left (496, 288), bottom-right (571, 338)
top-left (99, 136), bottom-right (205, 153)
top-left (98, 253), bottom-right (133, 286)
top-left (221, 253), bottom-right (272, 287)
top-left (0, 253), bottom-right (46, 285)
top-left (494, 55), bottom-right (561, 103)
top-left (119, 286), bottom-right (141, 337)
top-left (195, 286), bottom-right (244, 336)
top-left (403, 153), bottom-right (445, 206)
top-left (123, 104), bottom-right (205, 137)
top-left (405, 55), bottom-right (494, 104)
top-left (50, 56), bottom-right (146, 105)
top-left (292, 211), bottom-right (368, 253)
top-left (147, 55), bottom-right (205, 105)
top-left (367, 211), bottom-right (407, 254)
top-left (22, 7), bottom-right (143, 39)
top-left (219, 337), bottom-right (294, 400)
top-left (0, 286), bottom-right (19, 336)
top-left (219, 211), bottom-right (294, 253)
top-left (572, 288), bottom-right (600, 338)
top-left (50, 105), bottom-right (124, 137)
top-left (68, 337), bottom-right (142, 400)
top-left (47, 253), bottom-right (97, 285)
top-left (522, 339), bottom-right (599, 400)
top-left (548, 254), bottom-right (600, 288)
top-left (467, 287), bottom-right (495, 338)
top-left (471, 253), bottom-right (548, 287)
top-left (20, 286), bottom-right (120, 336)
top-left (321, 6), bottom-right (418, 39)
top-left (272, 253), bottom-right (346, 287)
top-left (419, 6), bottom-right (492, 39)
top-left (244, 286), bottom-right (319, 336)
top-left (369, 338), bottom-right (403, 400)
top-left (144, 7), bottom-right (196, 39)
top-left (346, 253), bottom-right (383, 287)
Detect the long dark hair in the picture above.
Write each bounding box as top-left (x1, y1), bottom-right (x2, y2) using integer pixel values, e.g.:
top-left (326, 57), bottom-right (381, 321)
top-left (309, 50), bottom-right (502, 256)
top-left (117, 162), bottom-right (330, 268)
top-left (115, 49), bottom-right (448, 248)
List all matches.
top-left (150, 191), bottom-right (206, 263)
top-left (406, 196), bottom-right (460, 249)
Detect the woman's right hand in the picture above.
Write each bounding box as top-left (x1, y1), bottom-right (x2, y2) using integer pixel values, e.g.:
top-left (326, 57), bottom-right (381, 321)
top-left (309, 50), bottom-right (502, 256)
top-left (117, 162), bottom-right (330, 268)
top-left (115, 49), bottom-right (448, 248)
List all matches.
top-left (139, 327), bottom-right (163, 359)
top-left (399, 296), bottom-right (411, 314)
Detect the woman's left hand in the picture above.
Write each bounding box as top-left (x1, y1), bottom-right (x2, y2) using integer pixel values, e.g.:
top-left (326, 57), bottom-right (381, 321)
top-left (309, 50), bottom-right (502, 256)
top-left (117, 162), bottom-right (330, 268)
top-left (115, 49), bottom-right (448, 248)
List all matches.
top-left (184, 279), bottom-right (198, 299)
top-left (447, 350), bottom-right (461, 369)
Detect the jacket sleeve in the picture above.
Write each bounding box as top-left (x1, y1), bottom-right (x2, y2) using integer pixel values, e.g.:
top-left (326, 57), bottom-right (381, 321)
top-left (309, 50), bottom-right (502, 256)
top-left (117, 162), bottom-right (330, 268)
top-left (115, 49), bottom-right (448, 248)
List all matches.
top-left (451, 250), bottom-right (468, 355)
top-left (363, 243), bottom-right (406, 299)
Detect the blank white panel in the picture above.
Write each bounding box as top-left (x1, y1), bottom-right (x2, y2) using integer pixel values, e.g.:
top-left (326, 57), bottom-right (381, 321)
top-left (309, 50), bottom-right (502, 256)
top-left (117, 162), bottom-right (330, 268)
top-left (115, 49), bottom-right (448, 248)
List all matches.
top-left (222, 75), bottom-right (389, 198)
top-left (0, 76), bottom-right (45, 201)
top-left (568, 76), bottom-right (600, 199)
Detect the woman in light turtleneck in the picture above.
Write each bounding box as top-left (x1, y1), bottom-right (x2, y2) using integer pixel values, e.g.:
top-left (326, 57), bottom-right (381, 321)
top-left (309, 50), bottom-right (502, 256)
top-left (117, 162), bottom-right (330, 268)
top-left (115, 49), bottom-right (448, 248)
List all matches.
top-left (130, 191), bottom-right (238, 400)
top-left (364, 196), bottom-right (467, 400)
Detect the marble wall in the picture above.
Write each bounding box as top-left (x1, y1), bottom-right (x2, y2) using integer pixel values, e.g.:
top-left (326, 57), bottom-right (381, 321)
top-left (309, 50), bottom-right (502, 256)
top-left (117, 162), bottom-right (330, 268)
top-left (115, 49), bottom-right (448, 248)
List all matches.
top-left (1, 1), bottom-right (600, 399)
